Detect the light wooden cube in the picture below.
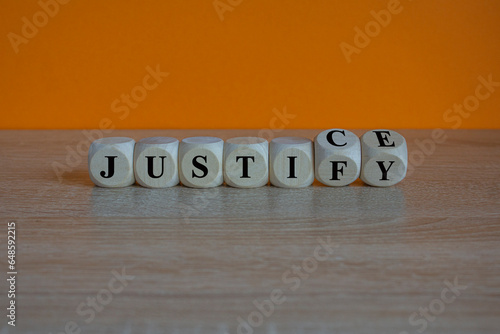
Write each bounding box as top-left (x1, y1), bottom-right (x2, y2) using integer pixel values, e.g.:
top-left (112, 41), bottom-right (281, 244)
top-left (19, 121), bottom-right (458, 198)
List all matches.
top-left (270, 137), bottom-right (314, 188)
top-left (134, 137), bottom-right (179, 188)
top-left (179, 137), bottom-right (224, 188)
top-left (223, 137), bottom-right (268, 188)
top-left (314, 129), bottom-right (361, 186)
top-left (360, 129), bottom-right (408, 187)
top-left (88, 137), bottom-right (135, 187)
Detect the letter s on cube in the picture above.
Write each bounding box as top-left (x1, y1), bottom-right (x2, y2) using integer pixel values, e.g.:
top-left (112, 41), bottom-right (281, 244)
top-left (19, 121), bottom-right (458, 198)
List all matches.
top-left (179, 137), bottom-right (224, 188)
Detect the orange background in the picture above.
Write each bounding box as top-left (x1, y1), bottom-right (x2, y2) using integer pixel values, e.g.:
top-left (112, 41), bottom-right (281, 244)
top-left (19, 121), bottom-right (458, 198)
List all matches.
top-left (1, 0), bottom-right (499, 129)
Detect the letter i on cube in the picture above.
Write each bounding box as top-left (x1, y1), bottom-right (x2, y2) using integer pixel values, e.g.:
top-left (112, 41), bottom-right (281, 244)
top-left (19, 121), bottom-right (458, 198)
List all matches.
top-left (269, 137), bottom-right (314, 188)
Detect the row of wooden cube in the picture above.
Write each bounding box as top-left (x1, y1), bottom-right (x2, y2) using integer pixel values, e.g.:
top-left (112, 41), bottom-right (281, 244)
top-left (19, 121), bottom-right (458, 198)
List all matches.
top-left (88, 129), bottom-right (408, 188)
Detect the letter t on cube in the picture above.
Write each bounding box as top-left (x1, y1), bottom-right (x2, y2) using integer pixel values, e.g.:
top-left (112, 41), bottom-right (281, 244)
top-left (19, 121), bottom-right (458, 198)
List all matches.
top-left (223, 137), bottom-right (269, 188)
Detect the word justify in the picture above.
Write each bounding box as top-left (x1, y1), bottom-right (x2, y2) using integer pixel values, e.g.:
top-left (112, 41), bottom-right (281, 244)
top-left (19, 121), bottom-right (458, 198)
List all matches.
top-left (88, 129), bottom-right (408, 189)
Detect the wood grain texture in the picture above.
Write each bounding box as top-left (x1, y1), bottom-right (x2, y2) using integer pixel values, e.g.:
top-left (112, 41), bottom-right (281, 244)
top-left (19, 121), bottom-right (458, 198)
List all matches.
top-left (0, 129), bottom-right (499, 334)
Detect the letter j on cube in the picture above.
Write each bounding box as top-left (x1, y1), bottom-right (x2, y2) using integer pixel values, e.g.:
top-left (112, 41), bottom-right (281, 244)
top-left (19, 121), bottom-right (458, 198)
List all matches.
top-left (88, 137), bottom-right (135, 187)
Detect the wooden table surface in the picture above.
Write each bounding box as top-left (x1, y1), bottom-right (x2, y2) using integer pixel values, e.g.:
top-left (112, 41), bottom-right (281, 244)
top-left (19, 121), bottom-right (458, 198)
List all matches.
top-left (0, 129), bottom-right (499, 334)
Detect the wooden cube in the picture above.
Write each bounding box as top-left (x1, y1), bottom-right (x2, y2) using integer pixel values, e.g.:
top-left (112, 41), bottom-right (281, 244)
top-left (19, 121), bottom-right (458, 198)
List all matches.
top-left (134, 137), bottom-right (179, 188)
top-left (360, 129), bottom-right (408, 187)
top-left (270, 137), bottom-right (314, 188)
top-left (179, 137), bottom-right (224, 188)
top-left (223, 137), bottom-right (268, 188)
top-left (88, 137), bottom-right (135, 187)
top-left (314, 129), bottom-right (361, 186)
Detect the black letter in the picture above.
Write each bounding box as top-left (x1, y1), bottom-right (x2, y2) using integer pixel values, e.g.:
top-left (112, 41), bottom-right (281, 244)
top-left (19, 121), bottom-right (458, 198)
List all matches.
top-left (236, 156), bottom-right (255, 178)
top-left (373, 130), bottom-right (395, 147)
top-left (145, 156), bottom-right (166, 178)
top-left (326, 130), bottom-right (347, 147)
top-left (376, 161), bottom-right (395, 180)
top-left (192, 155), bottom-right (208, 178)
top-left (100, 156), bottom-right (117, 178)
top-left (287, 156), bottom-right (297, 179)
top-left (329, 161), bottom-right (347, 180)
